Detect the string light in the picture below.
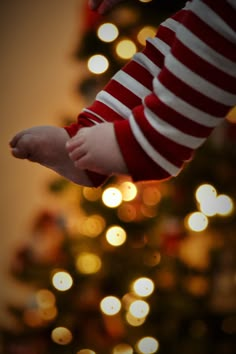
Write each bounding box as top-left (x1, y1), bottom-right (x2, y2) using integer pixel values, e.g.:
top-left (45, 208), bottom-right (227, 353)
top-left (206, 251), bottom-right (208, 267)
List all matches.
top-left (35, 289), bottom-right (56, 309)
top-left (52, 270), bottom-right (73, 291)
top-left (100, 296), bottom-right (122, 315)
top-left (81, 214), bottom-right (106, 237)
top-left (116, 39), bottom-right (137, 59)
top-left (97, 23), bottom-right (119, 42)
top-left (126, 312), bottom-right (146, 326)
top-left (77, 350), bottom-right (96, 354)
top-left (39, 306), bottom-right (58, 321)
top-left (137, 26), bottom-right (156, 46)
top-left (102, 187), bottom-right (123, 208)
top-left (216, 194), bottom-right (234, 216)
top-left (186, 212), bottom-right (208, 232)
top-left (195, 184), bottom-right (217, 204)
top-left (51, 327), bottom-right (73, 345)
top-left (76, 252), bottom-right (102, 274)
top-left (87, 54), bottom-right (109, 74)
top-left (129, 300), bottom-right (150, 318)
top-left (106, 225), bottom-right (127, 246)
top-left (132, 277), bottom-right (155, 297)
top-left (119, 181), bottom-right (138, 201)
top-left (136, 337), bottom-right (159, 354)
top-left (113, 343), bottom-right (133, 353)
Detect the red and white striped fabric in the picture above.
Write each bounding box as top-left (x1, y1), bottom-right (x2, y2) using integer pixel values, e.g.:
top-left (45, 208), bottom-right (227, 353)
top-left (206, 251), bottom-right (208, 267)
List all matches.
top-left (66, 0), bottom-right (236, 185)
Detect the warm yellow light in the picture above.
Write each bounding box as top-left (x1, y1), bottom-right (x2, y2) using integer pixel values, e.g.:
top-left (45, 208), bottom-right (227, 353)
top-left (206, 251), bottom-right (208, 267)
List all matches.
top-left (117, 204), bottom-right (137, 222)
top-left (139, 0), bottom-right (153, 3)
top-left (82, 214), bottom-right (106, 237)
top-left (137, 26), bottom-right (156, 46)
top-left (83, 187), bottom-right (102, 201)
top-left (126, 312), bottom-right (146, 326)
top-left (106, 225), bottom-right (127, 246)
top-left (51, 327), bottom-right (73, 345)
top-left (129, 300), bottom-right (150, 318)
top-left (142, 186), bottom-right (161, 206)
top-left (116, 39), bottom-right (137, 59)
top-left (102, 187), bottom-right (123, 208)
top-left (76, 252), bottom-right (102, 274)
top-left (100, 296), bottom-right (122, 315)
top-left (186, 212), bottom-right (208, 232)
top-left (97, 23), bottom-right (119, 42)
top-left (199, 195), bottom-right (217, 217)
top-left (35, 289), bottom-right (56, 309)
top-left (119, 181), bottom-right (138, 201)
top-left (88, 54), bottom-right (109, 74)
top-left (136, 337), bottom-right (159, 354)
top-left (52, 271), bottom-right (73, 291)
top-left (77, 350), bottom-right (96, 354)
top-left (216, 194), bottom-right (234, 216)
top-left (195, 184), bottom-right (217, 203)
top-left (133, 277), bottom-right (154, 297)
top-left (113, 343), bottom-right (133, 354)
top-left (39, 306), bottom-right (58, 321)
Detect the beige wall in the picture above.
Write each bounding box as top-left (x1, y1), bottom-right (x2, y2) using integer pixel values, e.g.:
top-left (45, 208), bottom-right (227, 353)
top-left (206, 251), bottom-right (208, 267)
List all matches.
top-left (0, 0), bottom-right (84, 267)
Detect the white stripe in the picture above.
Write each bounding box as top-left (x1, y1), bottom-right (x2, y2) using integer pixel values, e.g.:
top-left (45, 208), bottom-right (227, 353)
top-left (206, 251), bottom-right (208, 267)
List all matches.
top-left (129, 114), bottom-right (180, 176)
top-left (188, 0), bottom-right (236, 44)
top-left (113, 70), bottom-right (151, 99)
top-left (144, 107), bottom-right (205, 149)
top-left (133, 52), bottom-right (161, 77)
top-left (161, 17), bottom-right (180, 34)
top-left (177, 24), bottom-right (236, 78)
top-left (95, 91), bottom-right (131, 119)
top-left (153, 79), bottom-right (223, 127)
top-left (165, 53), bottom-right (236, 105)
top-left (82, 108), bottom-right (106, 123)
top-left (146, 36), bottom-right (171, 58)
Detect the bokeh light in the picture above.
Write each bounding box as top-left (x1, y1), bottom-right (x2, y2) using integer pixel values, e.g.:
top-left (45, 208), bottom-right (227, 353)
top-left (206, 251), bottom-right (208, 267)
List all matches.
top-left (136, 337), bottom-right (159, 354)
top-left (76, 252), bottom-right (102, 274)
top-left (216, 194), bottom-right (234, 216)
top-left (195, 184), bottom-right (217, 204)
top-left (51, 327), bottom-right (73, 345)
top-left (186, 212), bottom-right (208, 232)
top-left (126, 312), bottom-right (146, 326)
top-left (52, 271), bottom-right (73, 291)
top-left (102, 187), bottom-right (123, 208)
top-left (97, 23), bottom-right (119, 42)
top-left (133, 277), bottom-right (154, 297)
top-left (77, 350), bottom-right (96, 354)
top-left (129, 300), bottom-right (150, 318)
top-left (35, 289), bottom-right (56, 309)
top-left (87, 54), bottom-right (109, 74)
top-left (116, 39), bottom-right (137, 59)
top-left (106, 225), bottom-right (127, 246)
top-left (112, 343), bottom-right (133, 354)
top-left (137, 26), bottom-right (156, 45)
top-left (100, 296), bottom-right (121, 315)
top-left (119, 181), bottom-right (138, 201)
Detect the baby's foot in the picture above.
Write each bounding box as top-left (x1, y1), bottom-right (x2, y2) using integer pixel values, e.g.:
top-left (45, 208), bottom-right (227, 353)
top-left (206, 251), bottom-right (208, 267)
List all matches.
top-left (66, 122), bottom-right (128, 176)
top-left (9, 126), bottom-right (94, 186)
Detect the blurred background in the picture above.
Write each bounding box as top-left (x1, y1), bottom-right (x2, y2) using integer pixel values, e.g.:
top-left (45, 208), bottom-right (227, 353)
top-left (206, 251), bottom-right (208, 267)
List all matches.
top-left (1, 0), bottom-right (236, 353)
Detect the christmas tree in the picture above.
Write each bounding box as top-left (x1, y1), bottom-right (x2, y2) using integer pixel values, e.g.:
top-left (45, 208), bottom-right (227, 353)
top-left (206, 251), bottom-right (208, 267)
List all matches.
top-left (1, 1), bottom-right (236, 353)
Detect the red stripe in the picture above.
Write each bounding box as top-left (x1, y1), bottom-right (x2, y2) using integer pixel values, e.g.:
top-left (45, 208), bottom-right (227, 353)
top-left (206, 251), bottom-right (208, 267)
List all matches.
top-left (105, 80), bottom-right (141, 109)
top-left (172, 39), bottom-right (236, 94)
top-left (158, 67), bottom-right (231, 117)
top-left (86, 101), bottom-right (125, 122)
top-left (182, 11), bottom-right (236, 62)
top-left (145, 94), bottom-right (212, 138)
top-left (203, 0), bottom-right (236, 32)
top-left (114, 119), bottom-right (171, 182)
top-left (134, 106), bottom-right (193, 166)
top-left (122, 60), bottom-right (153, 90)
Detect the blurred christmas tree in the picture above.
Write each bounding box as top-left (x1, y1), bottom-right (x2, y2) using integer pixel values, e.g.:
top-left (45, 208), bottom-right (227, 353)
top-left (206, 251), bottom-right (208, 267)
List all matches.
top-left (1, 1), bottom-right (236, 353)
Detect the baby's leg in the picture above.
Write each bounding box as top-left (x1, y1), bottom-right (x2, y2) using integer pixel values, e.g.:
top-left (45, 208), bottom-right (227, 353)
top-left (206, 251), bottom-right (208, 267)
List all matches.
top-left (66, 9), bottom-right (184, 176)
top-left (9, 126), bottom-right (95, 186)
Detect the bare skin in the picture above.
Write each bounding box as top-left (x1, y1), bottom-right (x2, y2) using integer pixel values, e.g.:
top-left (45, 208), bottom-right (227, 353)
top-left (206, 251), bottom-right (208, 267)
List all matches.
top-left (9, 126), bottom-right (94, 186)
top-left (66, 122), bottom-right (128, 176)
